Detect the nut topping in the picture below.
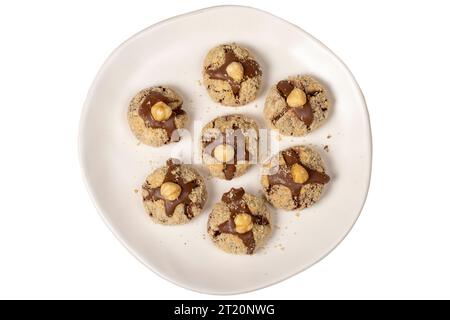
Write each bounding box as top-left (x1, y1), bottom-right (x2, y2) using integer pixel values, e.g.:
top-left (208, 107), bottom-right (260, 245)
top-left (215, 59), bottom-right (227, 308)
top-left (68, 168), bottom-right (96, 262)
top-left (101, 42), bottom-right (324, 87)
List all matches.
top-left (226, 61), bottom-right (244, 82)
top-left (234, 213), bottom-right (253, 234)
top-left (286, 88), bottom-right (307, 108)
top-left (291, 163), bottom-right (309, 184)
top-left (150, 101), bottom-right (173, 121)
top-left (160, 181), bottom-right (182, 201)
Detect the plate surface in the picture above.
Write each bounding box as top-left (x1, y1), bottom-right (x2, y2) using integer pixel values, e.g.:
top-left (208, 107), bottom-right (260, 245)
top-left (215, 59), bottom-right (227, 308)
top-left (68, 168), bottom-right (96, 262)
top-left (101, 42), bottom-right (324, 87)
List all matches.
top-left (79, 5), bottom-right (371, 294)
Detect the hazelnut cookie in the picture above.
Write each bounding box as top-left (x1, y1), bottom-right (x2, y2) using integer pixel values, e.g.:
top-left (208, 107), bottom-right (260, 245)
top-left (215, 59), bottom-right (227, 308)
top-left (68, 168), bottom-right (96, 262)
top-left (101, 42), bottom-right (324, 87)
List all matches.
top-left (201, 114), bottom-right (259, 180)
top-left (264, 75), bottom-right (330, 136)
top-left (128, 86), bottom-right (188, 146)
top-left (203, 44), bottom-right (262, 106)
top-left (208, 187), bottom-right (272, 255)
top-left (142, 159), bottom-right (207, 225)
top-left (261, 146), bottom-right (330, 210)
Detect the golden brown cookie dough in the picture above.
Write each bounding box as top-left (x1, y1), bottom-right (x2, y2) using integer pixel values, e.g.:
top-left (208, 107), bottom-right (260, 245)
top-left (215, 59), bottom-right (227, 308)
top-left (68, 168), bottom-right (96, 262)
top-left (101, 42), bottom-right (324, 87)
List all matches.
top-left (202, 43), bottom-right (262, 106)
top-left (128, 86), bottom-right (188, 146)
top-left (264, 75), bottom-right (330, 136)
top-left (201, 114), bottom-right (258, 180)
top-left (142, 159), bottom-right (207, 225)
top-left (207, 187), bottom-right (272, 255)
top-left (261, 146), bottom-right (330, 211)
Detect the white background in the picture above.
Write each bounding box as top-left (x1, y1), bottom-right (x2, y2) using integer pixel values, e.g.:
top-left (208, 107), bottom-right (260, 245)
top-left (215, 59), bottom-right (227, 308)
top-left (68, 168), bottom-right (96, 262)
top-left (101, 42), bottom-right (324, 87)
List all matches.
top-left (0, 0), bottom-right (449, 300)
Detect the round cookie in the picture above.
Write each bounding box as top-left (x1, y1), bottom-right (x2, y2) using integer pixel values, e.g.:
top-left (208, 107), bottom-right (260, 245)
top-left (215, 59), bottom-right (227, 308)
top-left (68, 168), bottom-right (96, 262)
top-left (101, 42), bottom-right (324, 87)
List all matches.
top-left (207, 187), bottom-right (272, 255)
top-left (261, 146), bottom-right (330, 211)
top-left (201, 114), bottom-right (259, 180)
top-left (141, 159), bottom-right (207, 225)
top-left (128, 86), bottom-right (188, 146)
top-left (202, 43), bottom-right (262, 106)
top-left (264, 75), bottom-right (330, 136)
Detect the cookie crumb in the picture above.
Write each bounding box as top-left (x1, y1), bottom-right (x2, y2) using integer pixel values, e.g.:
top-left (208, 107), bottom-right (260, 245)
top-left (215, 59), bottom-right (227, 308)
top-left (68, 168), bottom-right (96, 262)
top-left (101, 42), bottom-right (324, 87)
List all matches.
top-left (327, 134), bottom-right (332, 139)
top-left (133, 189), bottom-right (139, 194)
top-left (324, 145), bottom-right (329, 152)
top-left (197, 80), bottom-right (202, 86)
top-left (276, 134), bottom-right (282, 141)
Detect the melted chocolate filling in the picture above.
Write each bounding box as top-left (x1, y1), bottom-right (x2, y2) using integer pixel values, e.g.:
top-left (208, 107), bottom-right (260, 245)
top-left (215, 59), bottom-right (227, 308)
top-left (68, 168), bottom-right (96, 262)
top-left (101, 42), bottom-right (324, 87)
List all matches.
top-left (206, 48), bottom-right (261, 97)
top-left (138, 91), bottom-right (185, 142)
top-left (274, 80), bottom-right (316, 127)
top-left (143, 159), bottom-right (198, 219)
top-left (267, 148), bottom-right (330, 208)
top-left (213, 188), bottom-right (269, 254)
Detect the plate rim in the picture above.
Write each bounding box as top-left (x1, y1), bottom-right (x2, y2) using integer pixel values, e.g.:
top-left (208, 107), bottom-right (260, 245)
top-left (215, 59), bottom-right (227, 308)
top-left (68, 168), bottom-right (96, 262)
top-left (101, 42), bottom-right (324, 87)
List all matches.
top-left (78, 4), bottom-right (372, 295)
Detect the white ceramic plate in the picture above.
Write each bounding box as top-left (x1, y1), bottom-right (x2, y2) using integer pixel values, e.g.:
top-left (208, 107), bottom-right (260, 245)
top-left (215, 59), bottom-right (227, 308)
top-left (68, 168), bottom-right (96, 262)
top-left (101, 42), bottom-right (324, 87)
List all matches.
top-left (79, 5), bottom-right (371, 294)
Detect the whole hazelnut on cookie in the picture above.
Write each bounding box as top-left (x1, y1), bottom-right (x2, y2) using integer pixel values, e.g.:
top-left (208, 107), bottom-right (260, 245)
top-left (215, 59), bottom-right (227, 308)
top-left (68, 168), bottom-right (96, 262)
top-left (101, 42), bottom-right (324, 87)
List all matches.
top-left (286, 88), bottom-right (307, 108)
top-left (160, 182), bottom-right (182, 201)
top-left (150, 101), bottom-right (173, 122)
top-left (225, 61), bottom-right (245, 82)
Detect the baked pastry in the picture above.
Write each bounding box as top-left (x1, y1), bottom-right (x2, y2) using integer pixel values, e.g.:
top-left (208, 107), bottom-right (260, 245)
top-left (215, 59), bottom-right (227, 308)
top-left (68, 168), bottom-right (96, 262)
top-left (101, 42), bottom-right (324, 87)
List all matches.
top-left (142, 159), bottom-right (207, 225)
top-left (208, 187), bottom-right (272, 254)
top-left (202, 43), bottom-right (262, 106)
top-left (264, 75), bottom-right (330, 136)
top-left (128, 86), bottom-right (188, 146)
top-left (201, 114), bottom-right (258, 180)
top-left (261, 146), bottom-right (330, 210)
